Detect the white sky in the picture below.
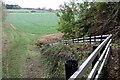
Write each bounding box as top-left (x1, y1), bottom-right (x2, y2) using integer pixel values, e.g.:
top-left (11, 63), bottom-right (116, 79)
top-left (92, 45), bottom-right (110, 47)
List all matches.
top-left (3, 0), bottom-right (71, 9)
top-left (3, 0), bottom-right (117, 9)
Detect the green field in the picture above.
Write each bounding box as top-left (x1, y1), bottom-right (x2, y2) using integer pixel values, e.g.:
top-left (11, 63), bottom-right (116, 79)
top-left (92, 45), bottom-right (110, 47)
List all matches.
top-left (3, 23), bottom-right (61, 78)
top-left (7, 9), bottom-right (45, 12)
top-left (3, 11), bottom-right (62, 78)
top-left (7, 9), bottom-right (32, 12)
top-left (7, 13), bottom-right (59, 34)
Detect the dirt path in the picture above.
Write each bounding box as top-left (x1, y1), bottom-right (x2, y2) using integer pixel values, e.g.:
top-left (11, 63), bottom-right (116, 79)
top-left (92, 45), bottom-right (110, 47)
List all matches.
top-left (25, 33), bottom-right (64, 78)
top-left (103, 45), bottom-right (120, 79)
top-left (25, 46), bottom-right (48, 78)
top-left (10, 24), bottom-right (16, 30)
top-left (106, 49), bottom-right (120, 79)
top-left (31, 33), bottom-right (64, 38)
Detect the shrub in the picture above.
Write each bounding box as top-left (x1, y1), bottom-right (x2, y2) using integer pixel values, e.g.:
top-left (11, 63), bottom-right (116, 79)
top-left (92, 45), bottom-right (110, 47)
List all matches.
top-left (41, 43), bottom-right (90, 78)
top-left (41, 44), bottom-right (71, 78)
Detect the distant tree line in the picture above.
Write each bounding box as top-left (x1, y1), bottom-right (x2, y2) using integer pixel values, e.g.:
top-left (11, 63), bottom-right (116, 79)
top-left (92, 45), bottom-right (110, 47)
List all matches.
top-left (5, 4), bottom-right (60, 12)
top-left (6, 4), bottom-right (21, 9)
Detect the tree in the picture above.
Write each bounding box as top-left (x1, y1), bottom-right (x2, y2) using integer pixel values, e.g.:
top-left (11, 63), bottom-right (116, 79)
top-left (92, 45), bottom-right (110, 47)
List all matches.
top-left (57, 1), bottom-right (120, 39)
top-left (57, 1), bottom-right (93, 39)
top-left (6, 4), bottom-right (21, 9)
top-left (91, 2), bottom-right (120, 38)
top-left (48, 8), bottom-right (53, 12)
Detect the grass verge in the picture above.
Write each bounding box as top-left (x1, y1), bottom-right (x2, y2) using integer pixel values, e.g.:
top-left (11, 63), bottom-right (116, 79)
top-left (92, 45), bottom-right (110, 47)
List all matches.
top-left (2, 22), bottom-right (60, 78)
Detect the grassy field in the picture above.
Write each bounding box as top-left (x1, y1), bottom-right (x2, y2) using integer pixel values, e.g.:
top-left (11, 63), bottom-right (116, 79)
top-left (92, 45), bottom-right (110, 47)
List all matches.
top-left (7, 13), bottom-right (59, 34)
top-left (3, 23), bottom-right (61, 78)
top-left (2, 12), bottom-right (61, 78)
top-left (7, 9), bottom-right (44, 12)
top-left (7, 9), bottom-right (32, 12)
top-left (3, 24), bottom-right (31, 77)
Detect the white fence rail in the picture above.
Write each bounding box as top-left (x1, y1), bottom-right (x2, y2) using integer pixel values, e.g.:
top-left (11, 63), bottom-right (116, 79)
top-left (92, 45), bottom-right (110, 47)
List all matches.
top-left (68, 34), bottom-right (112, 80)
top-left (49, 34), bottom-right (109, 46)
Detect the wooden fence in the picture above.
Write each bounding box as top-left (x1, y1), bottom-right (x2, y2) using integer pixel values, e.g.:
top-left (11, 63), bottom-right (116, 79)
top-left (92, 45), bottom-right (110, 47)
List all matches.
top-left (49, 34), bottom-right (109, 45)
top-left (67, 34), bottom-right (112, 80)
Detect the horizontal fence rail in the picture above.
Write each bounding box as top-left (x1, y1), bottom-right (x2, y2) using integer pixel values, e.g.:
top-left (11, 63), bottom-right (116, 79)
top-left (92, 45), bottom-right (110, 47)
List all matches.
top-left (87, 39), bottom-right (112, 80)
top-left (68, 34), bottom-right (112, 80)
top-left (49, 34), bottom-right (109, 46)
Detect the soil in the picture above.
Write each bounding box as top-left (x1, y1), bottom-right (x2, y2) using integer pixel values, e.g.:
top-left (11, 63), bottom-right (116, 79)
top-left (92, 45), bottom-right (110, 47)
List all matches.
top-left (107, 48), bottom-right (119, 79)
top-left (31, 33), bottom-right (64, 37)
top-left (25, 45), bottom-right (48, 78)
top-left (103, 47), bottom-right (120, 79)
top-left (10, 24), bottom-right (16, 30)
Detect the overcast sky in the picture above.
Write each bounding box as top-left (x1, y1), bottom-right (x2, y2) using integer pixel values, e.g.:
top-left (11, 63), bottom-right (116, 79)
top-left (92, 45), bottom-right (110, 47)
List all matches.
top-left (3, 0), bottom-right (118, 9)
top-left (3, 0), bottom-right (72, 9)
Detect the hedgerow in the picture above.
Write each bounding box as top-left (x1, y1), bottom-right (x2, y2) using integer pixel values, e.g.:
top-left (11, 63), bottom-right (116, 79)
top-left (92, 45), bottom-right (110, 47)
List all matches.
top-left (41, 43), bottom-right (91, 78)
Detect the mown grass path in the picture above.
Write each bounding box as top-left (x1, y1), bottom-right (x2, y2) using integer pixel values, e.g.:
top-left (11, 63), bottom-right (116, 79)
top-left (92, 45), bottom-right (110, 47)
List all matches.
top-left (3, 23), bottom-right (61, 78)
top-left (25, 46), bottom-right (48, 78)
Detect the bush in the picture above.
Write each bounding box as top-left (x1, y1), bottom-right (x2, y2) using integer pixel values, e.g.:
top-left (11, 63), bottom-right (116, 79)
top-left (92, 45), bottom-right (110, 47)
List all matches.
top-left (41, 43), bottom-right (90, 78)
top-left (41, 44), bottom-right (71, 78)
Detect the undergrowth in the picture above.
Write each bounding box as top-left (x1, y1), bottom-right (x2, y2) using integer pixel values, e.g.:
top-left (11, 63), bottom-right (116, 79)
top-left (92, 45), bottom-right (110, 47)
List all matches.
top-left (41, 43), bottom-right (91, 78)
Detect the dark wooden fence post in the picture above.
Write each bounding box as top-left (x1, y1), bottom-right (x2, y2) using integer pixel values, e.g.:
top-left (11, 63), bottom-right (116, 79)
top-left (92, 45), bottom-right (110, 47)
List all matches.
top-left (100, 44), bottom-right (106, 55)
top-left (77, 38), bottom-right (79, 43)
top-left (83, 36), bottom-right (84, 42)
top-left (65, 60), bottom-right (78, 80)
top-left (72, 39), bottom-right (74, 43)
top-left (109, 45), bottom-right (112, 54)
top-left (65, 41), bottom-right (67, 45)
top-left (89, 36), bottom-right (91, 44)
top-left (94, 36), bottom-right (96, 42)
top-left (100, 35), bottom-right (103, 43)
top-left (92, 45), bottom-right (98, 68)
